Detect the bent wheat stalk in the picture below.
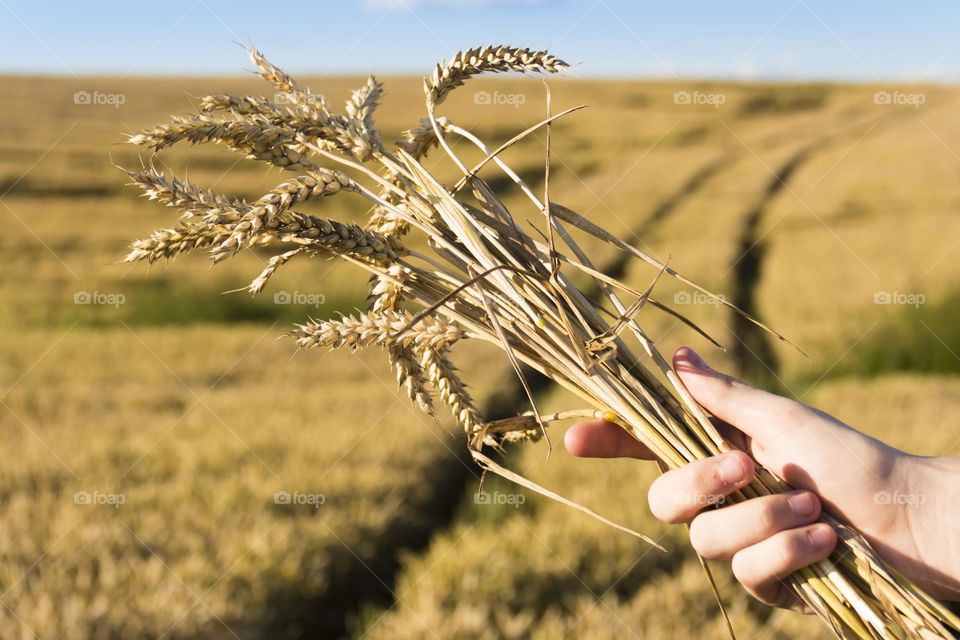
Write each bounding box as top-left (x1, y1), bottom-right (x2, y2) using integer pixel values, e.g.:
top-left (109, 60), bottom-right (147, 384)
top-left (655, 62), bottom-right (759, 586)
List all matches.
top-left (123, 45), bottom-right (960, 640)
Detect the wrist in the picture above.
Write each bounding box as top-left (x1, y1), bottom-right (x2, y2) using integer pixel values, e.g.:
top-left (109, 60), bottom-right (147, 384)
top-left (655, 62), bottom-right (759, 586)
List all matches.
top-left (907, 454), bottom-right (960, 599)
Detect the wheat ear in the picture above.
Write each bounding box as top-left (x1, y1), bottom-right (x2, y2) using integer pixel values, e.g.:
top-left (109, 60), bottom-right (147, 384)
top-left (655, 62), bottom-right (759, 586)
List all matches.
top-left (291, 311), bottom-right (464, 351)
top-left (426, 45), bottom-right (568, 106)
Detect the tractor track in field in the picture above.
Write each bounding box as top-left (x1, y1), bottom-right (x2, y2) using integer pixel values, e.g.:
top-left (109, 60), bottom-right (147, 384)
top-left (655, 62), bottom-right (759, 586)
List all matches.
top-left (725, 103), bottom-right (928, 385)
top-left (283, 362), bottom-right (559, 637)
top-left (260, 443), bottom-right (476, 638)
top-left (601, 151), bottom-right (734, 284)
top-left (286, 376), bottom-right (557, 639)
top-left (728, 146), bottom-right (812, 386)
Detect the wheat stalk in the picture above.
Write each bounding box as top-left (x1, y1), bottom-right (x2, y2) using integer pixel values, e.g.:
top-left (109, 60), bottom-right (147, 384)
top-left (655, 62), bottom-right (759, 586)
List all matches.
top-left (122, 45), bottom-right (960, 640)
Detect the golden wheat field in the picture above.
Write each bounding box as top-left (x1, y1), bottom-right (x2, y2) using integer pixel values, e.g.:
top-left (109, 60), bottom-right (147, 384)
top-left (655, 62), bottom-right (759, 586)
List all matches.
top-left (1, 70), bottom-right (959, 640)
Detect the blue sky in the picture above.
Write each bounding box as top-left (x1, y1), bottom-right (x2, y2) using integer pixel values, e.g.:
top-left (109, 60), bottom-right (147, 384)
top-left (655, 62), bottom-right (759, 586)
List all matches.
top-left (1, 0), bottom-right (959, 81)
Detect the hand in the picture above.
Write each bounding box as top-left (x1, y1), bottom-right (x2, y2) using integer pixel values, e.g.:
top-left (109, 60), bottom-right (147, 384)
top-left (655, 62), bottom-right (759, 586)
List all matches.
top-left (564, 347), bottom-right (960, 610)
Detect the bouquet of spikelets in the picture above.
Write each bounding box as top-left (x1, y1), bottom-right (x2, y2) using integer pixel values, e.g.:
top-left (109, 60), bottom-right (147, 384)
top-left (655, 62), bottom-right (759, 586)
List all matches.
top-left (122, 44), bottom-right (960, 639)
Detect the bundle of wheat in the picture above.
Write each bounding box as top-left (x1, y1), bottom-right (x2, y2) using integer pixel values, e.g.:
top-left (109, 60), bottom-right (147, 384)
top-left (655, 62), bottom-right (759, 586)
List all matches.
top-left (123, 45), bottom-right (960, 639)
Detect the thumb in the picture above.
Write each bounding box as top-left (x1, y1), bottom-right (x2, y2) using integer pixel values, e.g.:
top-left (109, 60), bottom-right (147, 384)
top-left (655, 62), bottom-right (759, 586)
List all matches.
top-left (673, 347), bottom-right (807, 443)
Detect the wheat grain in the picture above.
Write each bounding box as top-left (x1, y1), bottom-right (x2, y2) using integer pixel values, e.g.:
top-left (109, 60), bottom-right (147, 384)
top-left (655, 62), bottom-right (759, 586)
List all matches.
top-left (124, 167), bottom-right (387, 265)
top-left (197, 92), bottom-right (368, 160)
top-left (129, 115), bottom-right (314, 171)
top-left (248, 248), bottom-right (309, 295)
top-left (426, 45), bottom-right (568, 106)
top-left (126, 167), bottom-right (245, 224)
top-left (397, 116), bottom-right (451, 159)
top-left (367, 265), bottom-right (406, 313)
top-left (248, 47), bottom-right (300, 95)
top-left (343, 75), bottom-right (385, 161)
top-left (124, 222), bottom-right (234, 263)
top-left (199, 93), bottom-right (282, 116)
top-left (264, 170), bottom-right (351, 207)
top-left (219, 169), bottom-right (352, 251)
top-left (212, 212), bottom-right (400, 265)
top-left (367, 205), bottom-right (408, 237)
top-left (366, 266), bottom-right (434, 419)
top-left (419, 347), bottom-right (485, 440)
top-left (388, 345), bottom-right (435, 415)
top-left (291, 310), bottom-right (464, 351)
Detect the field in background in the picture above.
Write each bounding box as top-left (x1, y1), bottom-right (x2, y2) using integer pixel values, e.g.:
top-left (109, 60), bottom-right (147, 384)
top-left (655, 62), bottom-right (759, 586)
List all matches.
top-left (0, 70), bottom-right (959, 639)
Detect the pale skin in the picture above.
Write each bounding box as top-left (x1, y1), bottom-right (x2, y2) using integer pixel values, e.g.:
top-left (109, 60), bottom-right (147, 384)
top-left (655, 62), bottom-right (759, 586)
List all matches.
top-left (564, 346), bottom-right (960, 611)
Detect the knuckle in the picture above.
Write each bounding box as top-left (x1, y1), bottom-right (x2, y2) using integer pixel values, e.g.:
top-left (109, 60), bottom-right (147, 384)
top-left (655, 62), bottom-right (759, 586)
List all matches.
top-left (755, 498), bottom-right (782, 533)
top-left (687, 516), bottom-right (713, 556)
top-left (730, 552), bottom-right (761, 589)
top-left (647, 480), bottom-right (681, 524)
top-left (799, 491), bottom-right (822, 522)
top-left (775, 531), bottom-right (808, 568)
top-left (653, 502), bottom-right (686, 525)
top-left (725, 375), bottom-right (750, 392)
top-left (697, 458), bottom-right (728, 491)
top-left (649, 471), bottom-right (697, 524)
top-left (713, 376), bottom-right (741, 403)
top-left (777, 399), bottom-right (814, 426)
top-left (729, 450), bottom-right (755, 475)
top-left (692, 470), bottom-right (716, 496)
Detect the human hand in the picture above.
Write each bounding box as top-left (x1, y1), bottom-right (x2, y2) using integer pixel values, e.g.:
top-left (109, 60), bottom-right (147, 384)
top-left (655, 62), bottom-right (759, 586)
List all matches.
top-left (565, 346), bottom-right (960, 610)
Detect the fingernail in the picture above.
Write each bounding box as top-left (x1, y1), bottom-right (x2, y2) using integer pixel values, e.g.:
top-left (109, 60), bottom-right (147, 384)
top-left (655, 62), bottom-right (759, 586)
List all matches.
top-left (788, 492), bottom-right (815, 517)
top-left (809, 525), bottom-right (834, 548)
top-left (717, 454), bottom-right (745, 484)
top-left (679, 348), bottom-right (709, 371)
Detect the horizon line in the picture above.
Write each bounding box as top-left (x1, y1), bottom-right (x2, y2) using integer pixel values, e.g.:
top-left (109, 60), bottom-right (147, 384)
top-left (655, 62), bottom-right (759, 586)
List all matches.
top-left (0, 70), bottom-right (954, 87)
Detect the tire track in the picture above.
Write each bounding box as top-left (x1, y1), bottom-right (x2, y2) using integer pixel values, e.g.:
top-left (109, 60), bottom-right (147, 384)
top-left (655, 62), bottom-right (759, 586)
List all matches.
top-left (264, 378), bottom-right (566, 638)
top-left (725, 103), bottom-right (931, 385)
top-left (602, 152), bottom-right (734, 283)
top-left (729, 146), bottom-right (813, 387)
top-left (260, 443), bottom-right (474, 638)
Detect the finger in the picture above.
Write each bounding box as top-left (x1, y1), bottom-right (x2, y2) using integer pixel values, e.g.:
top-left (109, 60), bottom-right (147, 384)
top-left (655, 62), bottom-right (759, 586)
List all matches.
top-left (731, 523), bottom-right (837, 606)
top-left (711, 416), bottom-right (749, 452)
top-left (672, 347), bottom-right (811, 442)
top-left (689, 490), bottom-right (822, 560)
top-left (647, 451), bottom-right (754, 524)
top-left (564, 420), bottom-right (654, 459)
